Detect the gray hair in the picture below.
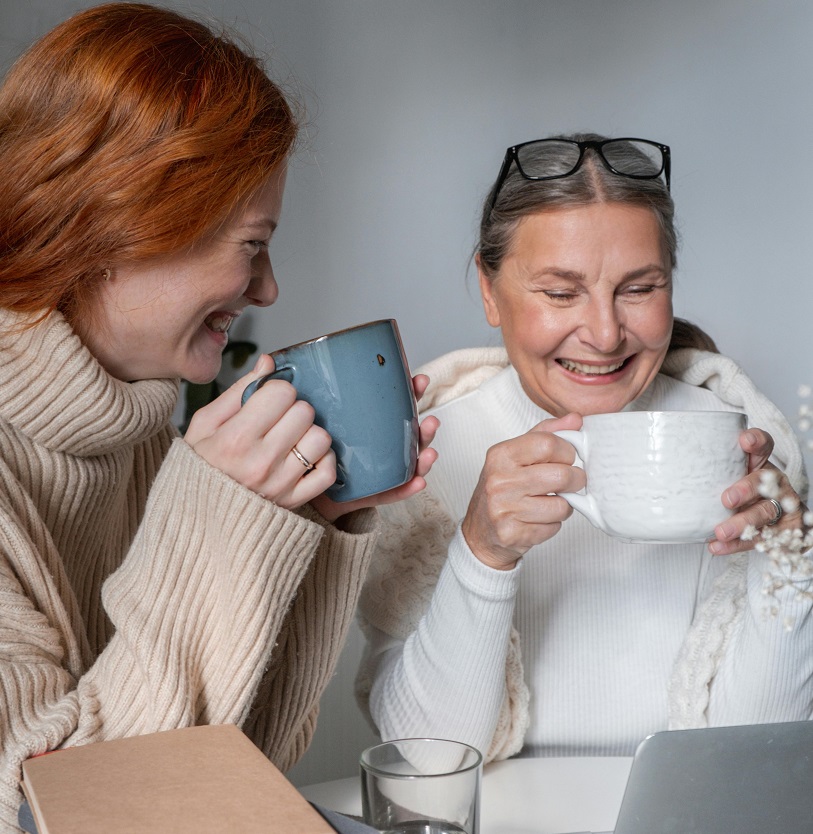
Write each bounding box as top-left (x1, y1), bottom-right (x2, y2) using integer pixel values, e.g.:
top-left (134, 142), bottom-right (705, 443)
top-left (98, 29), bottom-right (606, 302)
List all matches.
top-left (478, 132), bottom-right (677, 281)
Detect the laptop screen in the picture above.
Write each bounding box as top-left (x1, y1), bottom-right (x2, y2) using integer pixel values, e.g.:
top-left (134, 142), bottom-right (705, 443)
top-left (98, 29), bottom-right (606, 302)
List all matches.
top-left (612, 721), bottom-right (813, 834)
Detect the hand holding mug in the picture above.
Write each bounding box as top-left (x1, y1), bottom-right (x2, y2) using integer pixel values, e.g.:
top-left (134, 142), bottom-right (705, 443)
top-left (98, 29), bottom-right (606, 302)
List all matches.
top-left (710, 428), bottom-right (810, 555)
top-left (241, 320), bottom-right (420, 506)
top-left (183, 353), bottom-right (336, 509)
top-left (311, 373), bottom-right (440, 522)
top-left (461, 412), bottom-right (585, 571)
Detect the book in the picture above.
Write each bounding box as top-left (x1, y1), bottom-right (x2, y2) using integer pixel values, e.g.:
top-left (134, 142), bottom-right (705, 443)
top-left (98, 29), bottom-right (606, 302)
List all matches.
top-left (20, 723), bottom-right (335, 833)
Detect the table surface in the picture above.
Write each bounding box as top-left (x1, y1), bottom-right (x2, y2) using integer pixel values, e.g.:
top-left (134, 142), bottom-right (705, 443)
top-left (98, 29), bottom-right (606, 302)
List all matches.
top-left (300, 755), bottom-right (633, 834)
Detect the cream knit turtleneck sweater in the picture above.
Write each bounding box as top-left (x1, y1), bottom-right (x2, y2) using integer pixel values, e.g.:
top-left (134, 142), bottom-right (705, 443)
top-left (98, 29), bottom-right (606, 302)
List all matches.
top-left (0, 309), bottom-right (379, 833)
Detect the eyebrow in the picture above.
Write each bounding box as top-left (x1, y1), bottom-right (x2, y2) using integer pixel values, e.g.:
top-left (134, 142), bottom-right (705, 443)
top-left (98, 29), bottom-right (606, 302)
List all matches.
top-left (238, 218), bottom-right (278, 235)
top-left (530, 264), bottom-right (669, 282)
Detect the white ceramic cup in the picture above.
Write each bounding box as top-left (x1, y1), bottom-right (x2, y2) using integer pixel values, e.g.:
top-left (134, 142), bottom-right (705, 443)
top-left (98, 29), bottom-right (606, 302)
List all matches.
top-left (554, 410), bottom-right (748, 543)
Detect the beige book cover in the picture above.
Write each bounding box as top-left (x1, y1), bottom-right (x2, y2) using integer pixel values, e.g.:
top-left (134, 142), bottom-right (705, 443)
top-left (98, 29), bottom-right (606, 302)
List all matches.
top-left (20, 724), bottom-right (334, 833)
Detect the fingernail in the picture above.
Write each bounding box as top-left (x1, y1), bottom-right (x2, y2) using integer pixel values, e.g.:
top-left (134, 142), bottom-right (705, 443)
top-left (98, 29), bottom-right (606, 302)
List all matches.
top-left (708, 541), bottom-right (723, 555)
top-left (744, 430), bottom-right (758, 446)
top-left (723, 487), bottom-right (739, 508)
top-left (253, 353), bottom-right (269, 372)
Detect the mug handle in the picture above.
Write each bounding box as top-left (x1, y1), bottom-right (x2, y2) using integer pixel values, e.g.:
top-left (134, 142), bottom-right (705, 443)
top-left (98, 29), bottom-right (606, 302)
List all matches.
top-left (551, 429), bottom-right (604, 530)
top-left (241, 366), bottom-right (295, 406)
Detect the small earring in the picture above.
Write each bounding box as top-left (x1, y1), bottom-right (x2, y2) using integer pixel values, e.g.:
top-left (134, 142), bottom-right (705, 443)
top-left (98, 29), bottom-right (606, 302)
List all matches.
top-left (102, 268), bottom-right (111, 281)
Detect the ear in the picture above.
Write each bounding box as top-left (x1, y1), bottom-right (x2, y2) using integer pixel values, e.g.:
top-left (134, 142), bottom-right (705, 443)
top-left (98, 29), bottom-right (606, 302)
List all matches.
top-left (476, 254), bottom-right (501, 328)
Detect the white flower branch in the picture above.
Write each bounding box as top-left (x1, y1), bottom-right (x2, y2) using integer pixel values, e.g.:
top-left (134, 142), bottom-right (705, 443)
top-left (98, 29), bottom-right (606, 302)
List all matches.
top-left (757, 419), bottom-right (813, 627)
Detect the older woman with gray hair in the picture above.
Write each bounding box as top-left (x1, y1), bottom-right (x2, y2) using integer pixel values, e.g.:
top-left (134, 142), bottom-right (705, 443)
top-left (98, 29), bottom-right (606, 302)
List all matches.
top-left (356, 134), bottom-right (810, 762)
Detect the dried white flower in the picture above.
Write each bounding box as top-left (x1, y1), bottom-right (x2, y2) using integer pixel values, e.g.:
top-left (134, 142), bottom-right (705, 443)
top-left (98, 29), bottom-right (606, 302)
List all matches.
top-left (781, 496), bottom-right (800, 513)
top-left (758, 469), bottom-right (781, 499)
top-left (759, 383), bottom-right (813, 617)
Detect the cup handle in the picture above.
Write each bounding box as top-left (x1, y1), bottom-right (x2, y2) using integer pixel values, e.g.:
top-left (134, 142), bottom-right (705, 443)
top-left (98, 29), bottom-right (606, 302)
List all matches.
top-left (551, 429), bottom-right (604, 530)
top-left (240, 366), bottom-right (295, 406)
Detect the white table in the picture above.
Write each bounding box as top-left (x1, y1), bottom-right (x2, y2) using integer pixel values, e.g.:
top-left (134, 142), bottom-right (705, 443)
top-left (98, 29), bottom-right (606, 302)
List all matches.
top-left (300, 756), bottom-right (633, 834)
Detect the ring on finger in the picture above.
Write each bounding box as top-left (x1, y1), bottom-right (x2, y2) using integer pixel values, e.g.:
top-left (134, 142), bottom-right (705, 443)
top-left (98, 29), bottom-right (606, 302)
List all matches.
top-left (291, 445), bottom-right (316, 473)
top-left (766, 497), bottom-right (783, 526)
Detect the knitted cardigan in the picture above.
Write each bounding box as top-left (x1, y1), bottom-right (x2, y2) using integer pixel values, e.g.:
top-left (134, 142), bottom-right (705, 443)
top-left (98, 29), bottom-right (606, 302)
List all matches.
top-left (0, 309), bottom-right (379, 833)
top-left (356, 346), bottom-right (807, 762)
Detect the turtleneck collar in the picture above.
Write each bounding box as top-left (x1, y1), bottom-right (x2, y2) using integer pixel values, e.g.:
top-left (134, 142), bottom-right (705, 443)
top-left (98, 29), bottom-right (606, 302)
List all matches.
top-left (0, 308), bottom-right (179, 456)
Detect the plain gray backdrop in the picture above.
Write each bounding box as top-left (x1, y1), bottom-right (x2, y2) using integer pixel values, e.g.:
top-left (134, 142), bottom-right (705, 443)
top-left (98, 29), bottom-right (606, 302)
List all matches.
top-left (2, 0), bottom-right (812, 786)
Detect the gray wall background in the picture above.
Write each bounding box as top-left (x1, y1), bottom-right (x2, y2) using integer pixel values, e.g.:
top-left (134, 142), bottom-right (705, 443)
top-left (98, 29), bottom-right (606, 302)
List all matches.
top-left (2, 0), bottom-right (812, 786)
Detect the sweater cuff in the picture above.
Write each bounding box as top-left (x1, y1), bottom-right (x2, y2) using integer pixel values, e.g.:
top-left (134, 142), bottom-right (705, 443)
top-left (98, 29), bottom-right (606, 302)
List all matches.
top-left (298, 503), bottom-right (379, 537)
top-left (447, 525), bottom-right (522, 600)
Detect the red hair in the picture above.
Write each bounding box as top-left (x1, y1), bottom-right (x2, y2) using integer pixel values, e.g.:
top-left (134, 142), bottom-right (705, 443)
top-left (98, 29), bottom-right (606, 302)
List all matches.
top-left (0, 3), bottom-right (297, 325)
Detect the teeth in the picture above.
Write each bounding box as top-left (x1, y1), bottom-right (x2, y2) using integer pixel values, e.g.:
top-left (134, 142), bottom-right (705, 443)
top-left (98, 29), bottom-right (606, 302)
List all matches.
top-left (559, 358), bottom-right (625, 375)
top-left (205, 313), bottom-right (235, 334)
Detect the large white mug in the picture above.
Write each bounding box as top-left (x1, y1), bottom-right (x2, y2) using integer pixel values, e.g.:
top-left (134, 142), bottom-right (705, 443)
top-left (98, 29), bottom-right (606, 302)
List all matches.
top-left (554, 410), bottom-right (748, 543)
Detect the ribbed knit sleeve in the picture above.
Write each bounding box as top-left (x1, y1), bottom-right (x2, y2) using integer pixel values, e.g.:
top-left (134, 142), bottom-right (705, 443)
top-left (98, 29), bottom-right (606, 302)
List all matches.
top-left (84, 439), bottom-right (329, 737)
top-left (242, 504), bottom-right (379, 772)
top-left (0, 439), bottom-right (378, 831)
top-left (365, 526), bottom-right (521, 758)
top-left (357, 488), bottom-right (530, 763)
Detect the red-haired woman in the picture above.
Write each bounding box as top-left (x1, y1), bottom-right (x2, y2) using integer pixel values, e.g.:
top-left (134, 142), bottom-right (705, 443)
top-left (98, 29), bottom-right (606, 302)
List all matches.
top-left (0, 4), bottom-right (436, 829)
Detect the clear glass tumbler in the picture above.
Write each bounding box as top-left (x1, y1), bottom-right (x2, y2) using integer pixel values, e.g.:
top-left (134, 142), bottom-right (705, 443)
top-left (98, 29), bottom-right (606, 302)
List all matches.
top-left (360, 738), bottom-right (482, 834)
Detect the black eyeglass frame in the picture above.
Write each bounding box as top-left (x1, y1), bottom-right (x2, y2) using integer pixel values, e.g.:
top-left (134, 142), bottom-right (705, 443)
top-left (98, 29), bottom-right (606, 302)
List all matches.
top-left (488, 137), bottom-right (671, 212)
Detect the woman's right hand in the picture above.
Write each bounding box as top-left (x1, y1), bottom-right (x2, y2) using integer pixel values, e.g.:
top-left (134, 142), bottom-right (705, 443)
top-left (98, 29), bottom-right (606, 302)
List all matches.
top-left (183, 354), bottom-right (337, 509)
top-left (461, 412), bottom-right (585, 571)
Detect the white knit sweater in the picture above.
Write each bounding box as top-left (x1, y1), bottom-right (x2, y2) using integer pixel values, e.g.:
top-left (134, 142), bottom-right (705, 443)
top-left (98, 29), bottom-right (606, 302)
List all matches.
top-left (356, 347), bottom-right (810, 762)
top-left (0, 309), bottom-right (379, 834)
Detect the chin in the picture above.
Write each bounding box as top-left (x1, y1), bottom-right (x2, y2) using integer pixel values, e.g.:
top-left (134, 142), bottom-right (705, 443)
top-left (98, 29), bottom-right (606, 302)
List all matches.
top-left (182, 358), bottom-right (223, 385)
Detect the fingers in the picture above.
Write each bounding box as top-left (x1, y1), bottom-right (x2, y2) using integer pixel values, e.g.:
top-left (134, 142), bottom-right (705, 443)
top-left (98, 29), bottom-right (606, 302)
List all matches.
top-left (312, 468), bottom-right (431, 523)
top-left (461, 425), bottom-right (586, 571)
top-left (412, 373), bottom-right (430, 401)
top-left (185, 353), bottom-right (276, 444)
top-left (183, 355), bottom-right (339, 508)
top-left (530, 411), bottom-right (583, 435)
top-left (415, 444), bottom-right (438, 479)
top-left (739, 427), bottom-right (774, 473)
top-left (418, 415), bottom-right (440, 454)
top-left (254, 419), bottom-right (335, 505)
top-left (276, 448), bottom-right (337, 509)
top-left (499, 424), bottom-right (582, 470)
top-left (711, 462), bottom-right (807, 555)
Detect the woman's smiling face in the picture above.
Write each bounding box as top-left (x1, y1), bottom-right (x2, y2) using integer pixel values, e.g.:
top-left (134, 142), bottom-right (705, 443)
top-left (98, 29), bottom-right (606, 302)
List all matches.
top-left (479, 201), bottom-right (673, 418)
top-left (78, 166), bottom-right (286, 383)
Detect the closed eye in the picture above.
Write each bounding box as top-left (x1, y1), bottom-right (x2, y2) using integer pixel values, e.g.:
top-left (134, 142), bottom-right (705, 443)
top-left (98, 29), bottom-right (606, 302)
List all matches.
top-left (543, 290), bottom-right (579, 302)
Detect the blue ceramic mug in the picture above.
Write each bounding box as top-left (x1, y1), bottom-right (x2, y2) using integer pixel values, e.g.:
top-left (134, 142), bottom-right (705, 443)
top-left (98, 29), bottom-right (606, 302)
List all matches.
top-left (241, 319), bottom-right (419, 502)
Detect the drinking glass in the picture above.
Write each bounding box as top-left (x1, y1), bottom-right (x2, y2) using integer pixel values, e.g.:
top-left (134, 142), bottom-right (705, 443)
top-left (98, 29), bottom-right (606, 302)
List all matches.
top-left (360, 738), bottom-right (482, 834)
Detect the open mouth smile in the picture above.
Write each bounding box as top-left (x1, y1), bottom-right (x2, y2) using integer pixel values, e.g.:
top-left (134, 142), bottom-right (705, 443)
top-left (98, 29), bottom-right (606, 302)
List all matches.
top-left (204, 312), bottom-right (238, 334)
top-left (557, 357), bottom-right (631, 376)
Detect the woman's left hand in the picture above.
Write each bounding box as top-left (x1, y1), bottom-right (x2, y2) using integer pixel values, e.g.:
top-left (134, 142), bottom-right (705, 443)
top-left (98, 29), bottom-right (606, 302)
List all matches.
top-left (310, 374), bottom-right (440, 524)
top-left (709, 428), bottom-right (809, 555)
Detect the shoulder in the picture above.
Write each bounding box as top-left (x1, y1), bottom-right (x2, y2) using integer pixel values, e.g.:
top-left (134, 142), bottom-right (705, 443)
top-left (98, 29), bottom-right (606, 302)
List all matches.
top-left (647, 372), bottom-right (739, 412)
top-left (416, 347), bottom-right (509, 413)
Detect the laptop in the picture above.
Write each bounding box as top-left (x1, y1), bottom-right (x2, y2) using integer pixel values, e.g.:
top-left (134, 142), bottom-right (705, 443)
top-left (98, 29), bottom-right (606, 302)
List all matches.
top-left (583, 720), bottom-right (813, 834)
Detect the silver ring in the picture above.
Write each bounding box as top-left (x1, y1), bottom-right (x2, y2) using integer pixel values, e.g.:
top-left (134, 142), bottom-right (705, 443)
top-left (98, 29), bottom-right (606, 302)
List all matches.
top-left (291, 446), bottom-right (315, 473)
top-left (766, 497), bottom-right (783, 526)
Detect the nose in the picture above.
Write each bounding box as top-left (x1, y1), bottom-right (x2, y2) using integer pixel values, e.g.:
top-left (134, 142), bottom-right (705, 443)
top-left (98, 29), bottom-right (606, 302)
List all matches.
top-left (245, 251), bottom-right (278, 307)
top-left (578, 296), bottom-right (625, 353)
